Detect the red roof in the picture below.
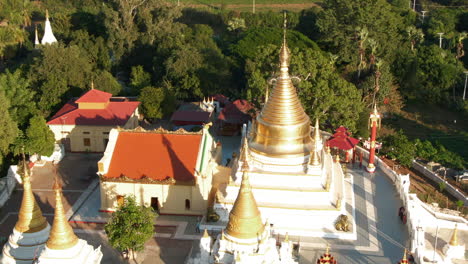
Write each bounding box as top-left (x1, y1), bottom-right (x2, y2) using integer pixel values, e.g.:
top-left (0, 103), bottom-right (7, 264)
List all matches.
top-left (47, 90), bottom-right (139, 126)
top-left (75, 89), bottom-right (112, 103)
top-left (218, 99), bottom-right (254, 124)
top-left (170, 111), bottom-right (211, 124)
top-left (327, 127), bottom-right (360, 150)
top-left (105, 132), bottom-right (202, 183)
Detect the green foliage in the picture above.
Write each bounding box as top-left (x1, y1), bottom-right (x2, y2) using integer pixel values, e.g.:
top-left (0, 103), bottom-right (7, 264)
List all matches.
top-left (382, 130), bottom-right (416, 167)
top-left (93, 70), bottom-right (121, 95)
top-left (434, 142), bottom-right (465, 170)
top-left (438, 181), bottom-right (446, 193)
top-left (414, 139), bottom-right (438, 161)
top-left (105, 196), bottom-right (156, 254)
top-left (25, 116), bottom-right (55, 157)
top-left (316, 0), bottom-right (405, 66)
top-left (29, 44), bottom-right (93, 114)
top-left (130, 66), bottom-right (151, 95)
top-left (0, 91), bottom-right (18, 162)
top-left (0, 69), bottom-right (37, 126)
top-left (232, 27), bottom-right (319, 60)
top-left (138, 86), bottom-right (165, 120)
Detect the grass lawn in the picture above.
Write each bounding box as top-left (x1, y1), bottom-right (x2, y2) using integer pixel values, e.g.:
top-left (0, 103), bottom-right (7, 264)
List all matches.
top-left (385, 99), bottom-right (468, 163)
top-left (164, 0), bottom-right (322, 11)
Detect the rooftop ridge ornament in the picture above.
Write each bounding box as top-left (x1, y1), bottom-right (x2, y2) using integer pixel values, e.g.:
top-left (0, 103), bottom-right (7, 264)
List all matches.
top-left (449, 224), bottom-right (458, 246)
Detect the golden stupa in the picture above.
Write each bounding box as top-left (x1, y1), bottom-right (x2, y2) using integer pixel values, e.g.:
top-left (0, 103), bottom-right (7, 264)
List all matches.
top-left (15, 155), bottom-right (48, 233)
top-left (249, 18), bottom-right (313, 158)
top-left (225, 141), bottom-right (264, 239)
top-left (449, 224), bottom-right (459, 246)
top-left (46, 178), bottom-right (79, 250)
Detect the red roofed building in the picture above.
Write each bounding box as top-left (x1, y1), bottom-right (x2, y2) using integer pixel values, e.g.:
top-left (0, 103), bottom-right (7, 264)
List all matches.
top-left (217, 99), bottom-right (254, 136)
top-left (47, 89), bottom-right (140, 152)
top-left (97, 125), bottom-right (221, 215)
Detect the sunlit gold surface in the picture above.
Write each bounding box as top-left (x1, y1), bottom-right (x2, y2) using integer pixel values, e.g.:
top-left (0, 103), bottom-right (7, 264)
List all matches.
top-left (46, 179), bottom-right (79, 250)
top-left (249, 24), bottom-right (312, 157)
top-left (15, 157), bottom-right (48, 233)
top-left (309, 150), bottom-right (320, 166)
top-left (449, 224), bottom-right (458, 246)
top-left (226, 157), bottom-right (264, 239)
top-left (202, 229), bottom-right (209, 238)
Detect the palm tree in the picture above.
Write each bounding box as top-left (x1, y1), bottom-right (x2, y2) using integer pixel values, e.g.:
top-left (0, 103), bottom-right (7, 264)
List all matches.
top-left (356, 26), bottom-right (369, 79)
top-left (367, 38), bottom-right (378, 70)
top-left (406, 26), bottom-right (424, 52)
top-left (456, 32), bottom-right (467, 60)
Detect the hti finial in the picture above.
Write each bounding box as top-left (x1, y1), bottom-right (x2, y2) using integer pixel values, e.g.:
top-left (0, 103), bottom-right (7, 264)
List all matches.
top-left (91, 80), bottom-right (94, 90)
top-left (279, 11), bottom-right (290, 69)
top-left (283, 11), bottom-right (287, 45)
top-left (45, 9), bottom-right (49, 20)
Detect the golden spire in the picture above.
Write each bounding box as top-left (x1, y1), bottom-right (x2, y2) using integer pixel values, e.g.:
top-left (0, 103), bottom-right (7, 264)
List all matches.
top-left (250, 12), bottom-right (312, 158)
top-left (449, 224), bottom-right (458, 246)
top-left (225, 157), bottom-right (264, 239)
top-left (239, 137), bottom-right (250, 171)
top-left (398, 248), bottom-right (408, 264)
top-left (284, 232), bottom-right (289, 242)
top-left (309, 149), bottom-right (320, 166)
top-left (314, 118), bottom-right (321, 142)
top-left (45, 9), bottom-right (49, 21)
top-left (46, 178), bottom-right (79, 250)
top-left (91, 80), bottom-right (95, 90)
top-left (15, 152), bottom-right (48, 233)
top-left (203, 229), bottom-right (209, 238)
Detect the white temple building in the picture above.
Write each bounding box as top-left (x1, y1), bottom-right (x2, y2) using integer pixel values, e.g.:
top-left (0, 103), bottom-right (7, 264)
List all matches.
top-left (187, 151), bottom-right (297, 264)
top-left (0, 159), bottom-right (51, 264)
top-left (211, 28), bottom-right (348, 237)
top-left (40, 10), bottom-right (57, 45)
top-left (36, 179), bottom-right (102, 264)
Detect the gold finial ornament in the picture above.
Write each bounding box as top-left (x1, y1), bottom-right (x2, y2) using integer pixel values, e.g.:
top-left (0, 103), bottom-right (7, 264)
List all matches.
top-left (368, 103), bottom-right (381, 129)
top-left (284, 232), bottom-right (289, 242)
top-left (91, 80), bottom-right (95, 90)
top-left (249, 13), bottom-right (313, 158)
top-left (47, 178), bottom-right (79, 250)
top-left (449, 224), bottom-right (458, 246)
top-left (45, 9), bottom-right (49, 20)
top-left (309, 150), bottom-right (320, 166)
top-left (225, 169), bottom-right (264, 239)
top-left (15, 152), bottom-right (48, 233)
top-left (239, 137), bottom-right (251, 171)
top-left (202, 229), bottom-right (209, 238)
top-left (314, 118), bottom-right (321, 142)
top-left (398, 248), bottom-right (408, 264)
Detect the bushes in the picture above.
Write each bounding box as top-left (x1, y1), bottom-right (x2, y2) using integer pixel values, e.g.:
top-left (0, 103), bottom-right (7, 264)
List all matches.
top-left (383, 132), bottom-right (466, 170)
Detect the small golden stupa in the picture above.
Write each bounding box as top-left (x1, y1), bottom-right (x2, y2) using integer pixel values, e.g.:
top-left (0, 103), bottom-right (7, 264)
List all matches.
top-left (15, 154), bottom-right (48, 233)
top-left (225, 140), bottom-right (264, 239)
top-left (46, 178), bottom-right (79, 250)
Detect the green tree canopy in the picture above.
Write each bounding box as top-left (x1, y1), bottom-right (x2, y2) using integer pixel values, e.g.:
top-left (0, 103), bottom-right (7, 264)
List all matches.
top-left (0, 69), bottom-right (37, 127)
top-left (105, 195), bottom-right (157, 256)
top-left (25, 115), bottom-right (55, 157)
top-left (0, 91), bottom-right (18, 164)
top-left (138, 86), bottom-right (165, 120)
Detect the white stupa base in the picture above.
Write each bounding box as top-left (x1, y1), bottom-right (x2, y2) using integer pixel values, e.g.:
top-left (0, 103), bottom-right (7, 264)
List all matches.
top-left (0, 224), bottom-right (51, 264)
top-left (443, 244), bottom-right (465, 263)
top-left (37, 239), bottom-right (102, 264)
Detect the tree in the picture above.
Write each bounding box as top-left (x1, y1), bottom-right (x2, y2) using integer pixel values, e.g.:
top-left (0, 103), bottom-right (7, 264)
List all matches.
top-left (0, 91), bottom-right (18, 165)
top-left (130, 65), bottom-right (151, 95)
top-left (138, 86), bottom-right (165, 120)
top-left (382, 130), bottom-right (416, 167)
top-left (93, 70), bottom-right (121, 95)
top-left (25, 116), bottom-right (55, 157)
top-left (0, 69), bottom-right (37, 126)
top-left (105, 196), bottom-right (156, 260)
top-left (406, 26), bottom-right (424, 52)
top-left (414, 139), bottom-right (438, 161)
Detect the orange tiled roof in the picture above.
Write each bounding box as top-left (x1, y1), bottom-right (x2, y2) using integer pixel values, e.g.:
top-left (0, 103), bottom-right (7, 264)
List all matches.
top-left (105, 131), bottom-right (203, 183)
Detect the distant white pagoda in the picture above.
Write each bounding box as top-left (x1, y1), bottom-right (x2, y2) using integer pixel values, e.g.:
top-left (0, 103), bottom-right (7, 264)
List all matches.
top-left (36, 179), bottom-right (102, 264)
top-left (188, 152), bottom-right (297, 264)
top-left (40, 10), bottom-right (57, 45)
top-left (0, 157), bottom-right (51, 264)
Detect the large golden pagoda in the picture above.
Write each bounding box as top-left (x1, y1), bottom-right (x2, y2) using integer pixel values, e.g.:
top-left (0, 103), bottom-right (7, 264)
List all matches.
top-left (249, 20), bottom-right (313, 158)
top-left (225, 141), bottom-right (264, 239)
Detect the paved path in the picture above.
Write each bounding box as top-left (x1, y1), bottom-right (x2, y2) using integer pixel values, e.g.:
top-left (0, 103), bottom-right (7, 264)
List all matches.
top-left (298, 163), bottom-right (410, 264)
